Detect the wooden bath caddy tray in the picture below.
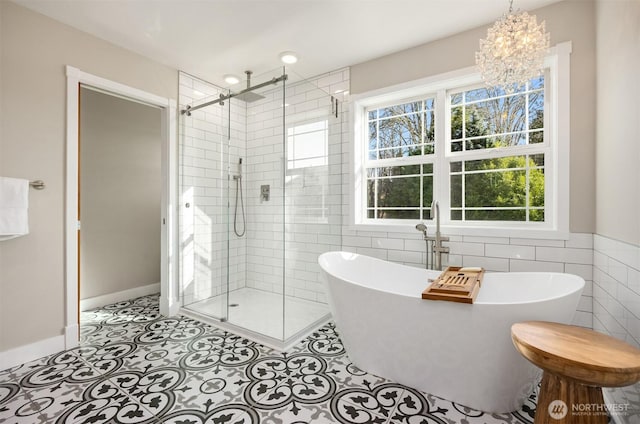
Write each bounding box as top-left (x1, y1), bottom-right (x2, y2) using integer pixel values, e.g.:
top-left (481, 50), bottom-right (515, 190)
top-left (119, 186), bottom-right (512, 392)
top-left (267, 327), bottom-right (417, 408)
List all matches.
top-left (422, 266), bottom-right (485, 304)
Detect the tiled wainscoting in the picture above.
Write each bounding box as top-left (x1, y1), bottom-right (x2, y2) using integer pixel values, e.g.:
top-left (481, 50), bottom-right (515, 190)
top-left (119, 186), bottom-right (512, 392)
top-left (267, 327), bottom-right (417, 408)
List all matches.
top-left (342, 231), bottom-right (594, 329)
top-left (592, 234), bottom-right (640, 423)
top-left (592, 234), bottom-right (640, 347)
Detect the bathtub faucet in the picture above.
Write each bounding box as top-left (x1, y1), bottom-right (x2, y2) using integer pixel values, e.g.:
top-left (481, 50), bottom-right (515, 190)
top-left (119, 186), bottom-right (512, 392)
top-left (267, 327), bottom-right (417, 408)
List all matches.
top-left (427, 200), bottom-right (449, 270)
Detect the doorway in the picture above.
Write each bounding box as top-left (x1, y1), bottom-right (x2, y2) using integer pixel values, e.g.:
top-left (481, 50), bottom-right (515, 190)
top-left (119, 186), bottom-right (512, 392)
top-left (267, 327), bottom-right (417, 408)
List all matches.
top-left (78, 86), bottom-right (162, 311)
top-left (64, 66), bottom-right (178, 349)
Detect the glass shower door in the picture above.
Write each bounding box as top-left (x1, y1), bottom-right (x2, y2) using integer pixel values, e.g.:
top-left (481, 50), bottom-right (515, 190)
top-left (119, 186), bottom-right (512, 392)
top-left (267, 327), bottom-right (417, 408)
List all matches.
top-left (283, 73), bottom-right (340, 341)
top-left (179, 72), bottom-right (229, 321)
top-left (226, 68), bottom-right (286, 340)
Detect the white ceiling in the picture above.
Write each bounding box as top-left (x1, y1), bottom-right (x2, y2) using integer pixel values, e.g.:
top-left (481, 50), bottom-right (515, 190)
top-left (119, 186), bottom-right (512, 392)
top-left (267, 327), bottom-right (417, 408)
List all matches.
top-left (14, 0), bottom-right (562, 87)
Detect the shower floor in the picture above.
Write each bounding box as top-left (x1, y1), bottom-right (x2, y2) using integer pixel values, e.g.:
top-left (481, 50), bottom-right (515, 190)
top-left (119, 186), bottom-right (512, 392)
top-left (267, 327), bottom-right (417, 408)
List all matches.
top-left (184, 287), bottom-right (330, 341)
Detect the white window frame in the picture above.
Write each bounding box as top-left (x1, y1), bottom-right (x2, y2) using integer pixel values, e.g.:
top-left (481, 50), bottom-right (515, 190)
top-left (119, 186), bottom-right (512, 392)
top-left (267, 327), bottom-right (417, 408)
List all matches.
top-left (350, 42), bottom-right (571, 239)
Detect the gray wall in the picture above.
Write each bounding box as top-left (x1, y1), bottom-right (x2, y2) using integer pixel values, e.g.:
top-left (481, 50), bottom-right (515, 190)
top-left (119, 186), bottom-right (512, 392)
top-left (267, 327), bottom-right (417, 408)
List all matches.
top-left (595, 0), bottom-right (639, 246)
top-left (350, 0), bottom-right (597, 235)
top-left (80, 88), bottom-right (161, 300)
top-left (0, 1), bottom-right (177, 352)
top-left (593, 0), bottom-right (640, 344)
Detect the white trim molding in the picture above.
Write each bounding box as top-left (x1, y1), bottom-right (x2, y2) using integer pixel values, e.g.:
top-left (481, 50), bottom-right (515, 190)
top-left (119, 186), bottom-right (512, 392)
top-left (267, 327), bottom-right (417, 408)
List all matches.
top-left (65, 66), bottom-right (178, 351)
top-left (349, 42), bottom-right (572, 240)
top-left (80, 283), bottom-right (161, 312)
top-left (0, 335), bottom-right (65, 372)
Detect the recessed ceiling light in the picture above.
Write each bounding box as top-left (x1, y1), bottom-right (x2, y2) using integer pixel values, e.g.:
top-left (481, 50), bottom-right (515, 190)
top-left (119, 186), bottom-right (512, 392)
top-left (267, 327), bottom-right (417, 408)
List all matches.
top-left (279, 51), bottom-right (298, 64)
top-left (223, 74), bottom-right (240, 85)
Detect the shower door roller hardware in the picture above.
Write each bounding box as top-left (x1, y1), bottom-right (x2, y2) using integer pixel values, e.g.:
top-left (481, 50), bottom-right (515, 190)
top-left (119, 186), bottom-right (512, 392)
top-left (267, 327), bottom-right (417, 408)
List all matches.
top-left (185, 203), bottom-right (190, 208)
top-left (261, 185), bottom-right (270, 201)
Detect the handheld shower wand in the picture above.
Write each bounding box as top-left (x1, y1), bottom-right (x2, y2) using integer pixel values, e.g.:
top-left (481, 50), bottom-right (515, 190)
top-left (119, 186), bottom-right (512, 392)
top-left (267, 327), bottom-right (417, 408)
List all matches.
top-left (415, 223), bottom-right (429, 269)
top-left (233, 158), bottom-right (246, 237)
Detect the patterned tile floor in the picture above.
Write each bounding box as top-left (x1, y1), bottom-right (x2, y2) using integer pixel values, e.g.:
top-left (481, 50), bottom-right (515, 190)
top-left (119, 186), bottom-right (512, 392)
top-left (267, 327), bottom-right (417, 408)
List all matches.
top-left (0, 294), bottom-right (539, 424)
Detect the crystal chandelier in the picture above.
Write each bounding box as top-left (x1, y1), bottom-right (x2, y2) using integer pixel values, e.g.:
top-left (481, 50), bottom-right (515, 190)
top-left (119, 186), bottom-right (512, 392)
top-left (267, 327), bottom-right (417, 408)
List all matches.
top-left (475, 0), bottom-right (550, 91)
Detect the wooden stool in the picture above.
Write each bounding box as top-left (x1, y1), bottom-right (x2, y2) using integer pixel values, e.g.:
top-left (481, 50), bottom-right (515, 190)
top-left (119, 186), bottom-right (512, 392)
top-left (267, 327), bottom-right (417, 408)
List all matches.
top-left (511, 321), bottom-right (640, 424)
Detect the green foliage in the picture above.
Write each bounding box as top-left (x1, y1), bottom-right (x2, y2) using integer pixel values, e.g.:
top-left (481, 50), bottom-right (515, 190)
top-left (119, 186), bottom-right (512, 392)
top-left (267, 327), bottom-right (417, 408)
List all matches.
top-left (452, 156), bottom-right (545, 221)
top-left (368, 86), bottom-right (545, 222)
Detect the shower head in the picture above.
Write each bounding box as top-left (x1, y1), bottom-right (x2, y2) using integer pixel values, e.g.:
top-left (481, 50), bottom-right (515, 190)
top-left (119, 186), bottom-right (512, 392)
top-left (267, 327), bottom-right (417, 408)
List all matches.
top-left (234, 91), bottom-right (266, 102)
top-left (233, 70), bottom-right (266, 103)
top-left (415, 223), bottom-right (427, 236)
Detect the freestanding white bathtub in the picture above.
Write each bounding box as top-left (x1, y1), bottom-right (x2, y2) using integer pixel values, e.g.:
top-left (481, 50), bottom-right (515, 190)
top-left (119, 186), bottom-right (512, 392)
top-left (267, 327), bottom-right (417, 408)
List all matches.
top-left (318, 251), bottom-right (585, 414)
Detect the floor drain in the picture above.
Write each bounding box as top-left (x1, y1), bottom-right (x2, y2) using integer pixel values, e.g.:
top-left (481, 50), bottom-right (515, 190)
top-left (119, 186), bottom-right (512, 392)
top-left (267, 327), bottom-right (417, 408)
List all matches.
top-left (229, 303), bottom-right (239, 307)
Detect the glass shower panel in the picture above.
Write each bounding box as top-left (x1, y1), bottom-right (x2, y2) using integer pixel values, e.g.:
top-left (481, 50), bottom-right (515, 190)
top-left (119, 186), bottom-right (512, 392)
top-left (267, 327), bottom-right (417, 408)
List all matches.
top-left (227, 68), bottom-right (286, 339)
top-left (178, 68), bottom-right (341, 346)
top-left (178, 72), bottom-right (229, 321)
top-left (283, 74), bottom-right (340, 340)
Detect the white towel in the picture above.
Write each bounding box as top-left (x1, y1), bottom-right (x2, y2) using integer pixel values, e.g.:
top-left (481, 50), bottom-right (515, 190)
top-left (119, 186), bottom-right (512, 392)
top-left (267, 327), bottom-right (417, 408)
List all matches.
top-left (0, 177), bottom-right (29, 240)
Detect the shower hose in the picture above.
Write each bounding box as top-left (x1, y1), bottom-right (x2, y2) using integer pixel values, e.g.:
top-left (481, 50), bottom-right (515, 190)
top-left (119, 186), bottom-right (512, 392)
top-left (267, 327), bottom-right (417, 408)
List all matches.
top-left (234, 175), bottom-right (246, 237)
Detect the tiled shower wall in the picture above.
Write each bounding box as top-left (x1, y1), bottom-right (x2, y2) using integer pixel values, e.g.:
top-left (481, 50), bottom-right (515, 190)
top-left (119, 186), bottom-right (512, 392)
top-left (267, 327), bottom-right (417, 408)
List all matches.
top-left (179, 73), bottom-right (247, 306)
top-left (244, 69), bottom-right (348, 302)
top-left (179, 69), bottom-right (347, 306)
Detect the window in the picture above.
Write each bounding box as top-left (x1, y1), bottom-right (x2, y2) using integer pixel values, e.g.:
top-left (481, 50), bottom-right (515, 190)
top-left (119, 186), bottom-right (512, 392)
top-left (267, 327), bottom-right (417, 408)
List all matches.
top-left (286, 119), bottom-right (330, 223)
top-left (352, 43), bottom-right (570, 237)
top-left (287, 120), bottom-right (328, 170)
top-left (448, 79), bottom-right (546, 223)
top-left (366, 98), bottom-right (435, 219)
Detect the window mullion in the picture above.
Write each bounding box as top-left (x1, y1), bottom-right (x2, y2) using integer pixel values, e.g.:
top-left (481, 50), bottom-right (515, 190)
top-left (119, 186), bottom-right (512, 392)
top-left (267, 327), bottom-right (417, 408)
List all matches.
top-left (526, 154), bottom-right (531, 222)
top-left (421, 103), bottom-right (426, 218)
top-left (434, 88), bottom-right (449, 223)
top-left (525, 84), bottom-right (531, 146)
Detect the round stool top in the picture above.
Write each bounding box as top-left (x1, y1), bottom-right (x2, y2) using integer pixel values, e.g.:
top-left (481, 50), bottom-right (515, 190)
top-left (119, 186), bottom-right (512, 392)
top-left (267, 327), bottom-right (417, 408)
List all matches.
top-left (511, 321), bottom-right (640, 387)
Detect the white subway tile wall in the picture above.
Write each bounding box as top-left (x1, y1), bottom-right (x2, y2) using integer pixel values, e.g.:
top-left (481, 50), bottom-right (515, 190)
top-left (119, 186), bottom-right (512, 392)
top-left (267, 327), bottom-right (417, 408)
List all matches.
top-left (181, 68), bottom-right (618, 340)
top-left (244, 69), bottom-right (347, 302)
top-left (593, 234), bottom-right (640, 420)
top-left (341, 231), bottom-right (594, 328)
top-left (593, 234), bottom-right (640, 347)
top-left (179, 69), bottom-right (347, 309)
top-left (179, 73), bottom-right (247, 310)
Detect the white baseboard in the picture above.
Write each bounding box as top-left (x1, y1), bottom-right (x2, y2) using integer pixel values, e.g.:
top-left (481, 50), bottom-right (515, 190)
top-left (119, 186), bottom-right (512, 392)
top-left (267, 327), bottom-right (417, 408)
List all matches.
top-left (80, 282), bottom-right (160, 311)
top-left (65, 324), bottom-right (79, 350)
top-left (0, 334), bottom-right (65, 372)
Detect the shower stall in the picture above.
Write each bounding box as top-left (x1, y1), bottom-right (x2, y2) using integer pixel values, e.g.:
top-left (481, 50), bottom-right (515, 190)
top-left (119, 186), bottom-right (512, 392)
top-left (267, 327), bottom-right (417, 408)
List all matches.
top-left (178, 68), bottom-right (342, 348)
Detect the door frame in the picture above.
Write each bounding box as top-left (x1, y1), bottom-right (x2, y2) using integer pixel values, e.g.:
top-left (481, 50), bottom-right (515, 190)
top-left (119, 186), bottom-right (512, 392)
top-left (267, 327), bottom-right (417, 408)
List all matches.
top-left (64, 66), bottom-right (179, 349)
